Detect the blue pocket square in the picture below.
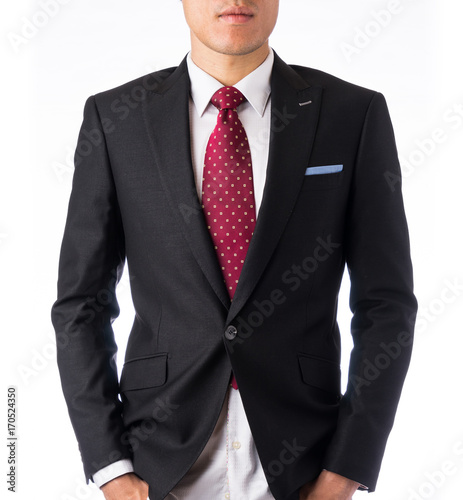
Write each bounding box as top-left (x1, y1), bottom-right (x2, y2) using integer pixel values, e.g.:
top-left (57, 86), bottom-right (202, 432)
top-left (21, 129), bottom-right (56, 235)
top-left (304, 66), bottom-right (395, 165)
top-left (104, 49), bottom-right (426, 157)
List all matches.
top-left (305, 164), bottom-right (343, 176)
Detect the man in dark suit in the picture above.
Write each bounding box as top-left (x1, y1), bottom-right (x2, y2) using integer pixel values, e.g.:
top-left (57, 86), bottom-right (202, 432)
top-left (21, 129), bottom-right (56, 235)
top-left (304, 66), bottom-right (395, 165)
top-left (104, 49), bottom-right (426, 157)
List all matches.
top-left (52, 1), bottom-right (417, 499)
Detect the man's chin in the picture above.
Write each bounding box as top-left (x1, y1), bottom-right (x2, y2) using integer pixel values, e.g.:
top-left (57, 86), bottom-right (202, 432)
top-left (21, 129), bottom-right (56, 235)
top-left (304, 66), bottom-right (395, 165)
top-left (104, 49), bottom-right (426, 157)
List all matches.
top-left (208, 38), bottom-right (268, 57)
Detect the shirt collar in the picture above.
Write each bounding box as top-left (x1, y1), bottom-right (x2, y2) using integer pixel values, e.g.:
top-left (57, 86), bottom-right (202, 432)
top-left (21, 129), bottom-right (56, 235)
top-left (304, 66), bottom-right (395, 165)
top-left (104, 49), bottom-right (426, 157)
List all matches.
top-left (187, 48), bottom-right (274, 118)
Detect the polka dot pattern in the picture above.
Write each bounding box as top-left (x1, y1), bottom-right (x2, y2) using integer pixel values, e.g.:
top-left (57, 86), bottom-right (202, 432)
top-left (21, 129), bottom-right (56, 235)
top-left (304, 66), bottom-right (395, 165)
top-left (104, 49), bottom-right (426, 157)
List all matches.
top-left (202, 87), bottom-right (256, 300)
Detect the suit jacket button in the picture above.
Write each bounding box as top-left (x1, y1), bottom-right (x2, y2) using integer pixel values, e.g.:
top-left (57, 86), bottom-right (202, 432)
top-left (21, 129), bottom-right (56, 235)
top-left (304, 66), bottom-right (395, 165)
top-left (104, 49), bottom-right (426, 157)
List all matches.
top-left (225, 325), bottom-right (237, 340)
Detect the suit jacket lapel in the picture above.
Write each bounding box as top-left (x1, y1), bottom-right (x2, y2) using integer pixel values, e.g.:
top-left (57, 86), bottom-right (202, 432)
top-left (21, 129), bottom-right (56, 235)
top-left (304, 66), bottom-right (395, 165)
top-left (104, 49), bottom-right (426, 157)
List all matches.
top-left (227, 53), bottom-right (323, 325)
top-left (141, 54), bottom-right (323, 322)
top-left (142, 57), bottom-right (231, 310)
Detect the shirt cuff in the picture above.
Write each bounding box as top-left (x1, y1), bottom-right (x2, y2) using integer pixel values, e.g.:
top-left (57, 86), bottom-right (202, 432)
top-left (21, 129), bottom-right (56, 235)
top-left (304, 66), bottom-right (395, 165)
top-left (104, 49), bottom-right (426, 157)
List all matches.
top-left (92, 458), bottom-right (135, 488)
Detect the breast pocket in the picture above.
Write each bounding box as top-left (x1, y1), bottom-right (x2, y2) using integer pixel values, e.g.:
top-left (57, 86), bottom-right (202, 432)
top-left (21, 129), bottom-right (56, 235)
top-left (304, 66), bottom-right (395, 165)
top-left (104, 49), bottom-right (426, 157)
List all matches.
top-left (301, 171), bottom-right (344, 191)
top-left (120, 353), bottom-right (168, 392)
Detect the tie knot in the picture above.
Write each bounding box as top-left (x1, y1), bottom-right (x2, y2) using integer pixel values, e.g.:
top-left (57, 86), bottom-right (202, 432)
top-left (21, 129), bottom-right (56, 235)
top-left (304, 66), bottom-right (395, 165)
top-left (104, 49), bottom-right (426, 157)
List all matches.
top-left (211, 86), bottom-right (246, 111)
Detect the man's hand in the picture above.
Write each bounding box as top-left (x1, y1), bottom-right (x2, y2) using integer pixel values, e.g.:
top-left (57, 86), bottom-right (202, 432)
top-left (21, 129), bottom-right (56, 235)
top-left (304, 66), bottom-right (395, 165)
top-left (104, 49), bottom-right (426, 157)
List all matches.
top-left (100, 473), bottom-right (149, 500)
top-left (299, 470), bottom-right (360, 500)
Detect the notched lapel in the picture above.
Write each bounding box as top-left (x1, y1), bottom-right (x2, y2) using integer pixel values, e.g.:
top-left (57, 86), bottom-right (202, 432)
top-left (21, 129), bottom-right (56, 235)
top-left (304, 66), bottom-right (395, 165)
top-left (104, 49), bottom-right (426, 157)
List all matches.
top-left (227, 54), bottom-right (323, 324)
top-left (142, 59), bottom-right (230, 310)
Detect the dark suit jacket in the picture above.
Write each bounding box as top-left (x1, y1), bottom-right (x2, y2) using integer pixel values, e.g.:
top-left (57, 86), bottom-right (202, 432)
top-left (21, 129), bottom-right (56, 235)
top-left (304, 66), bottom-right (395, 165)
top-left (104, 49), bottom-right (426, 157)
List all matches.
top-left (52, 52), bottom-right (417, 500)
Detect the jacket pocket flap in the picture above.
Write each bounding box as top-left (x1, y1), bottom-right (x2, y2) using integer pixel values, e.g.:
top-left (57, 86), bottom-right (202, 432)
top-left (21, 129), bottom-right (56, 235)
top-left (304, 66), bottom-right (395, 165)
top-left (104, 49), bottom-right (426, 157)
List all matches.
top-left (120, 353), bottom-right (167, 392)
top-left (298, 353), bottom-right (341, 394)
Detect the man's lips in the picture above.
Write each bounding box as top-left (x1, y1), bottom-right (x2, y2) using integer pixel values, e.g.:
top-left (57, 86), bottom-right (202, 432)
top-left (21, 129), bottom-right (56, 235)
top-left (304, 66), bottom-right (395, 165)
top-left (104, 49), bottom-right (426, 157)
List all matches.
top-left (219, 7), bottom-right (254, 24)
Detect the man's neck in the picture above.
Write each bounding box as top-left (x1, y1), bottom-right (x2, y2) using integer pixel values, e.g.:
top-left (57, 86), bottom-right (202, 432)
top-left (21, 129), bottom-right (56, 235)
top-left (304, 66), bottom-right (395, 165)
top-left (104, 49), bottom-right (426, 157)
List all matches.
top-left (190, 40), bottom-right (270, 86)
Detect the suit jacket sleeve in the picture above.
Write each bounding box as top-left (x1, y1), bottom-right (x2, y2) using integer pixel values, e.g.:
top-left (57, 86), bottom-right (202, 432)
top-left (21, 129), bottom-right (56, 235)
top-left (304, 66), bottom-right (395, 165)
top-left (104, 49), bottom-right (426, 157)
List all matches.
top-left (322, 93), bottom-right (417, 489)
top-left (51, 96), bottom-right (131, 481)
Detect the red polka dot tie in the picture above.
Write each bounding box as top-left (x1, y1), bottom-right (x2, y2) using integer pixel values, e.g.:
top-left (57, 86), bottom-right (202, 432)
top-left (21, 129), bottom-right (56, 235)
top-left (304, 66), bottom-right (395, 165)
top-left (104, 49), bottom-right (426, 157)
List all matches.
top-left (202, 86), bottom-right (256, 300)
top-left (202, 87), bottom-right (256, 390)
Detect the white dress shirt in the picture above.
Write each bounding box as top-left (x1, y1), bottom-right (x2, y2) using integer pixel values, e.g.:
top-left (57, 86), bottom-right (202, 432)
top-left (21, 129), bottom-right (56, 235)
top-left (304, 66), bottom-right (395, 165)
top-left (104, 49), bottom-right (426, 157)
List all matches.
top-left (94, 49), bottom-right (276, 500)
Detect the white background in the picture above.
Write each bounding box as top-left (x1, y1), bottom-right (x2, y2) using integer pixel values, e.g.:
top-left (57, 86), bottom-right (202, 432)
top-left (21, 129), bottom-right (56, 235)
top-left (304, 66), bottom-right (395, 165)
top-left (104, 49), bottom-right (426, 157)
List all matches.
top-left (2, 1), bottom-right (463, 499)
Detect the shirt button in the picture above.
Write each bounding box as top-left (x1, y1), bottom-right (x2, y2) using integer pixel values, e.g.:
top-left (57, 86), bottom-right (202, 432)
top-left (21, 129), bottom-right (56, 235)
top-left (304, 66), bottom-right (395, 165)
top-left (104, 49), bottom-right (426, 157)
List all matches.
top-left (225, 494), bottom-right (230, 499)
top-left (232, 441), bottom-right (241, 450)
top-left (225, 325), bottom-right (237, 340)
